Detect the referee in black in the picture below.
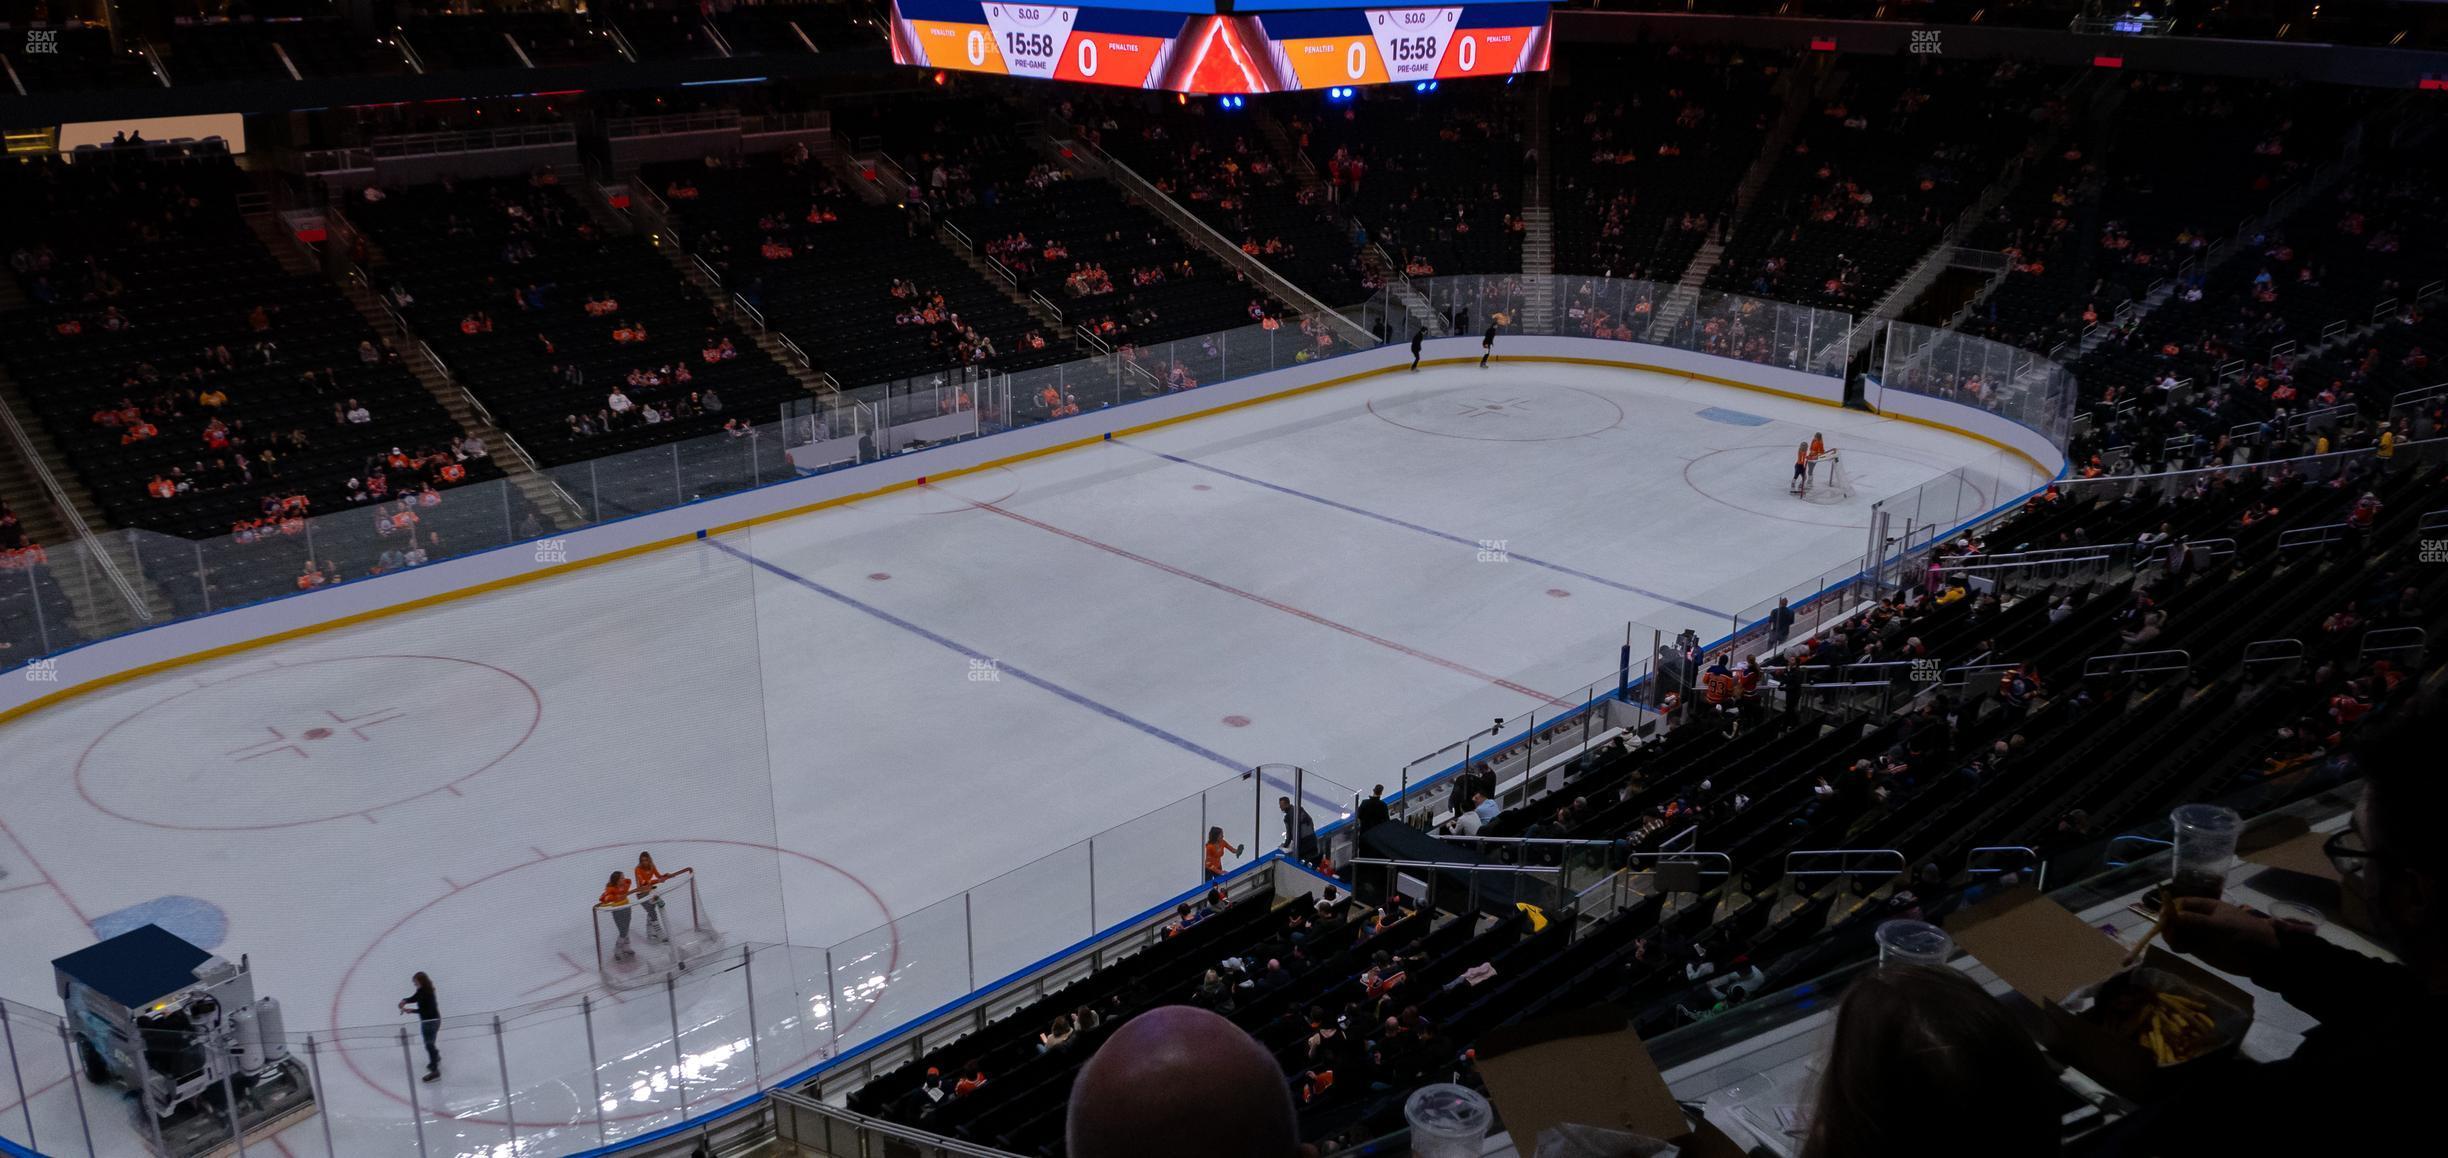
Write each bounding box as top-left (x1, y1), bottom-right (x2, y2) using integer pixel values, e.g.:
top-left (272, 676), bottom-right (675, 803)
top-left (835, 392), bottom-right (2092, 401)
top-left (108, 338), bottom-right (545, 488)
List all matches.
top-left (1481, 319), bottom-right (1499, 367)
top-left (1410, 326), bottom-right (1425, 371)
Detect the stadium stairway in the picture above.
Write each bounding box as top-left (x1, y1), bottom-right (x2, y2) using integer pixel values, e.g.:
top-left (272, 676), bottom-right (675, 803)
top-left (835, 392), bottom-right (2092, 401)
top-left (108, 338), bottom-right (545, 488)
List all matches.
top-left (1520, 77), bottom-right (1555, 333)
top-left (2073, 100), bottom-right (2378, 367)
top-left (932, 227), bottom-right (1074, 336)
top-left (1040, 125), bottom-right (1356, 342)
top-left (1645, 54), bottom-right (1820, 342)
top-left (1252, 107), bottom-right (1330, 203)
top-left (623, 184), bottom-right (842, 402)
top-left (0, 362), bottom-right (173, 638)
top-left (1848, 68), bottom-right (2103, 360)
top-left (250, 209), bottom-right (588, 530)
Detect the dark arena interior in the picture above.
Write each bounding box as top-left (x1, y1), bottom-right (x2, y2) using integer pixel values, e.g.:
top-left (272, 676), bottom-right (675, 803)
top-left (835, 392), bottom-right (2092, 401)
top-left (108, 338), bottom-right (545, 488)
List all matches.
top-left (1, 2), bottom-right (2445, 1157)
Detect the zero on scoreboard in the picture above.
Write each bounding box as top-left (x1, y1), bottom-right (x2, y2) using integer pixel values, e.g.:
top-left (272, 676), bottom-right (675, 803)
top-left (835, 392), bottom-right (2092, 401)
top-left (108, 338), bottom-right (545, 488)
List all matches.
top-left (887, 0), bottom-right (1553, 94)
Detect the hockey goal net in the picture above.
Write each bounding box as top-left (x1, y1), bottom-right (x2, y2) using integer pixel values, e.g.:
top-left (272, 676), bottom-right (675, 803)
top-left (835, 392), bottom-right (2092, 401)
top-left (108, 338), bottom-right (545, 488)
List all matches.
top-left (592, 868), bottom-right (723, 988)
top-left (1798, 451), bottom-right (1853, 504)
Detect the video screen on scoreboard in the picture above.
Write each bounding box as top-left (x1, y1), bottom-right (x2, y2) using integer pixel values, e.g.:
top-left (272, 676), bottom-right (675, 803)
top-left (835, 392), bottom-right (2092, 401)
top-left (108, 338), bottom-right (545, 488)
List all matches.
top-left (887, 1), bottom-right (1552, 94)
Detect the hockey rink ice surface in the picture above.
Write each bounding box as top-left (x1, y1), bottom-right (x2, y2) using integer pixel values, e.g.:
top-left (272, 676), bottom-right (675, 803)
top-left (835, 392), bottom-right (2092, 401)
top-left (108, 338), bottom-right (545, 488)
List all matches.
top-left (0, 362), bottom-right (2046, 1156)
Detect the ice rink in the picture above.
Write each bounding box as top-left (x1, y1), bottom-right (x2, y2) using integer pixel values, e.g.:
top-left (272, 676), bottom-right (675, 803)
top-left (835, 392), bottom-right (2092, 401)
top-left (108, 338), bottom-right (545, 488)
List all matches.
top-left (0, 361), bottom-right (2045, 1156)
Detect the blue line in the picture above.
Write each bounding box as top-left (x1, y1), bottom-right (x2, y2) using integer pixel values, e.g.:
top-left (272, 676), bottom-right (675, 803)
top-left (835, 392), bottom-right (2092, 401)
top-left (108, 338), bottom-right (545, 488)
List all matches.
top-left (1120, 442), bottom-right (1735, 621)
top-left (702, 538), bottom-right (1343, 814)
top-left (706, 538), bottom-right (1244, 768)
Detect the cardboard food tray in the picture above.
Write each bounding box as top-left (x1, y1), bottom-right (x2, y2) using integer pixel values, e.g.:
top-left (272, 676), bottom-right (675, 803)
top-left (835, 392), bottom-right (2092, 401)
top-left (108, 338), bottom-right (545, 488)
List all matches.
top-left (2062, 964), bottom-right (2253, 1065)
top-left (1947, 887), bottom-right (2256, 1101)
top-left (1474, 1006), bottom-right (1747, 1158)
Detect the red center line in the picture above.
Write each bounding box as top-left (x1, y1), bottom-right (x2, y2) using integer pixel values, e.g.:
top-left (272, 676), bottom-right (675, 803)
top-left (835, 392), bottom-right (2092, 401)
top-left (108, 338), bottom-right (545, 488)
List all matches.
top-left (0, 811), bottom-right (88, 926)
top-left (0, 1071), bottom-right (69, 1123)
top-left (946, 490), bottom-right (1569, 706)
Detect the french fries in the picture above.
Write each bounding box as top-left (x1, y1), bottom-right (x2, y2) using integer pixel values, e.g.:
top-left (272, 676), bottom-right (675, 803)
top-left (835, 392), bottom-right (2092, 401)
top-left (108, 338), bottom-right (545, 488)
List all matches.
top-left (2090, 985), bottom-right (2223, 1065)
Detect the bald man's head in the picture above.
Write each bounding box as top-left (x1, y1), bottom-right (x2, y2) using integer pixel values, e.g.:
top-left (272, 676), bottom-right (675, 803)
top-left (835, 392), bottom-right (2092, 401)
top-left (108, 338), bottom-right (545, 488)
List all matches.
top-left (1067, 1005), bottom-right (1298, 1158)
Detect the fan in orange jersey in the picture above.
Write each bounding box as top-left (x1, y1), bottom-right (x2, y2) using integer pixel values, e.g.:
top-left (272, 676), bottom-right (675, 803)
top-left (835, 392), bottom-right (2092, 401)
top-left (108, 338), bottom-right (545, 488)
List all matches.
top-left (597, 871), bottom-right (636, 959)
top-left (634, 852), bottom-right (691, 944)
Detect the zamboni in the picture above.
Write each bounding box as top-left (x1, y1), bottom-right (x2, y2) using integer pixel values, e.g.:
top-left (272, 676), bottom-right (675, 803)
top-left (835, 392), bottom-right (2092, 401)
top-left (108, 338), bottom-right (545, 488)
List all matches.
top-left (54, 925), bottom-right (316, 1157)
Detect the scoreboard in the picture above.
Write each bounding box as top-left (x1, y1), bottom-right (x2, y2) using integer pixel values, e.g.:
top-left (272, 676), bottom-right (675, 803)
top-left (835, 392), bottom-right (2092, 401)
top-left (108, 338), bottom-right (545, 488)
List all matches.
top-left (887, 1), bottom-right (1552, 94)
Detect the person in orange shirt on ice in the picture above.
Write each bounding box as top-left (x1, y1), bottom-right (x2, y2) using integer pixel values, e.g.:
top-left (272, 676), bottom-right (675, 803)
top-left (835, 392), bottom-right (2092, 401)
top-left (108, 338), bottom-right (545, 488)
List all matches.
top-left (634, 852), bottom-right (691, 944)
top-left (598, 871), bottom-right (636, 960)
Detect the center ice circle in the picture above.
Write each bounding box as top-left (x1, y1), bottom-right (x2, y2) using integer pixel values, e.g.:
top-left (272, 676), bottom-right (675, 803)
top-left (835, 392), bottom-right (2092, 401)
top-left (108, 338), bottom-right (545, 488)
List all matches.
top-left (1366, 383), bottom-right (1626, 441)
top-left (75, 655), bottom-right (541, 830)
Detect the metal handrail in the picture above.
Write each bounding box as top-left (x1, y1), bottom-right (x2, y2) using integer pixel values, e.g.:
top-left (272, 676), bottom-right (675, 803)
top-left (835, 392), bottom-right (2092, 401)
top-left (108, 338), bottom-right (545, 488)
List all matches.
top-left (0, 388), bottom-right (152, 625)
top-left (1965, 845), bottom-right (2039, 877)
top-left (2359, 626), bottom-right (2427, 663)
top-left (605, 110), bottom-right (741, 138)
top-left (1783, 849), bottom-right (1906, 879)
top-left (1069, 136), bottom-right (1373, 349)
top-left (2277, 523), bottom-right (2351, 552)
top-left (366, 124), bottom-right (574, 159)
top-left (416, 339), bottom-right (451, 382)
top-left (1939, 661), bottom-right (2021, 689)
top-left (1934, 551), bottom-right (2116, 576)
top-left (2061, 437), bottom-right (2448, 498)
top-left (1345, 858), bottom-right (1567, 875)
top-left (1439, 835), bottom-right (1627, 848)
top-left (1938, 541), bottom-right (2130, 567)
top-left (2242, 638), bottom-right (2305, 672)
top-left (769, 1088), bottom-right (1024, 1158)
top-left (1620, 850), bottom-right (1734, 877)
top-left (2082, 648), bottom-right (2192, 678)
